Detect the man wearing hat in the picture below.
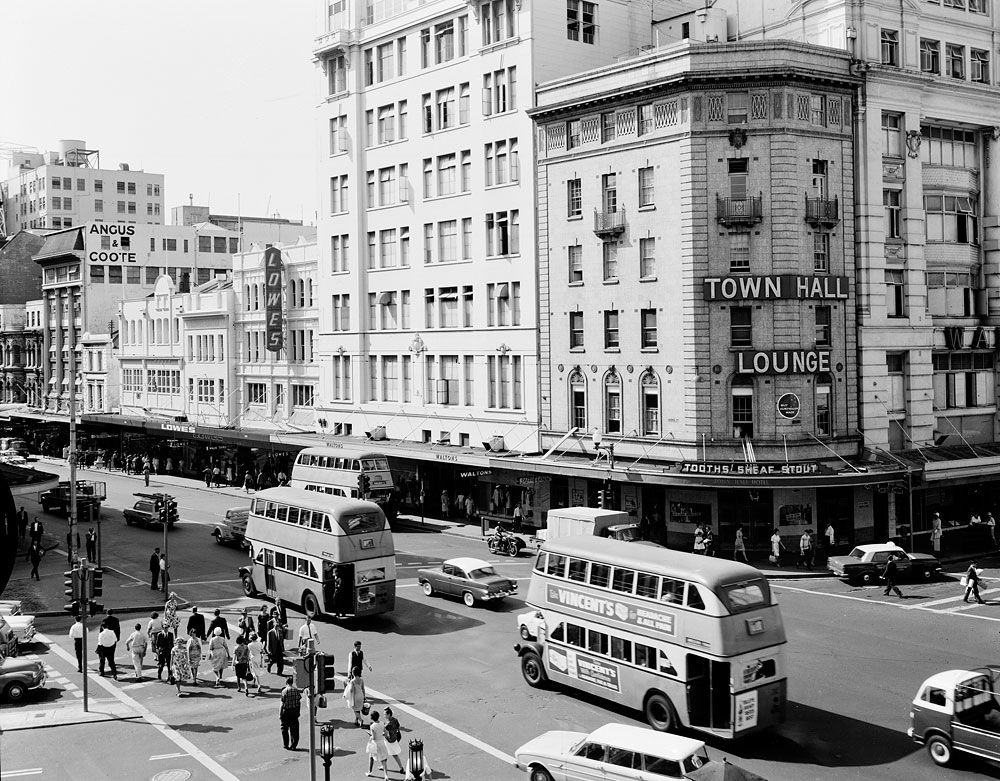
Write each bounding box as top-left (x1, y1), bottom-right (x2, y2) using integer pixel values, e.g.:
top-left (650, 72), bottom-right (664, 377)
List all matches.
top-left (85, 527), bottom-right (97, 561)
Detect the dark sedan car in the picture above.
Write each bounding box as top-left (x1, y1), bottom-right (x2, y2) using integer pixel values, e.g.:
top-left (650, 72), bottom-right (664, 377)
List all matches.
top-left (827, 543), bottom-right (941, 585)
top-left (417, 557), bottom-right (517, 607)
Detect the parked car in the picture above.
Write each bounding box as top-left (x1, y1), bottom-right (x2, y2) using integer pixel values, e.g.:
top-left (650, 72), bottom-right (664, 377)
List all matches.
top-left (909, 666), bottom-right (1000, 767)
top-left (517, 609), bottom-right (544, 641)
top-left (123, 493), bottom-right (178, 529)
top-left (827, 543), bottom-right (941, 585)
top-left (0, 613), bottom-right (37, 651)
top-left (417, 557), bottom-right (517, 608)
top-left (0, 650), bottom-right (46, 703)
top-left (0, 599), bottom-right (24, 615)
top-left (0, 454), bottom-right (28, 466)
top-left (514, 723), bottom-right (766, 781)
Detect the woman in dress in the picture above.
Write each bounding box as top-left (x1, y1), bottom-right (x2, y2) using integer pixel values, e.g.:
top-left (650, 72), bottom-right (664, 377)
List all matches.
top-left (366, 710), bottom-right (389, 780)
top-left (770, 528), bottom-right (785, 568)
top-left (246, 632), bottom-right (264, 696)
top-left (170, 635), bottom-right (192, 696)
top-left (382, 707), bottom-right (405, 774)
top-left (343, 667), bottom-right (367, 726)
top-left (734, 525), bottom-right (749, 563)
top-left (233, 635), bottom-right (252, 695)
top-left (693, 525), bottom-right (706, 555)
top-left (186, 628), bottom-right (203, 685)
top-left (207, 627), bottom-right (229, 688)
top-left (163, 592), bottom-right (181, 636)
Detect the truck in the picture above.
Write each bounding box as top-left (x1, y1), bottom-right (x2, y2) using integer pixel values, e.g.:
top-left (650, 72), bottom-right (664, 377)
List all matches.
top-left (38, 480), bottom-right (107, 514)
top-left (123, 492), bottom-right (178, 529)
top-left (534, 507), bottom-right (640, 543)
top-left (909, 666), bottom-right (1000, 767)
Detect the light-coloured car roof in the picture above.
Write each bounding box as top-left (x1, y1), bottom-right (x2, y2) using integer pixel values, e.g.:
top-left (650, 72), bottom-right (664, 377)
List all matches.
top-left (918, 669), bottom-right (987, 692)
top-left (586, 723), bottom-right (705, 759)
top-left (445, 557), bottom-right (491, 572)
top-left (851, 544), bottom-right (905, 554)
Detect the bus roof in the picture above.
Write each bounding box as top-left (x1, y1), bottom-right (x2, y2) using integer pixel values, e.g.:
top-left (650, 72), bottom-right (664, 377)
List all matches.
top-left (295, 447), bottom-right (387, 459)
top-left (586, 723), bottom-right (705, 759)
top-left (253, 486), bottom-right (382, 515)
top-left (540, 536), bottom-right (765, 587)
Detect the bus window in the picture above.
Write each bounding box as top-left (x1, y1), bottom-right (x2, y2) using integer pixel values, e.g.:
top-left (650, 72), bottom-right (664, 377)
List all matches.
top-left (299, 509), bottom-right (311, 526)
top-left (276, 505), bottom-right (288, 523)
top-left (636, 572), bottom-right (658, 598)
top-left (587, 628), bottom-right (609, 655)
top-left (611, 568), bottom-right (635, 594)
top-left (575, 743), bottom-right (606, 761)
top-left (309, 562), bottom-right (318, 578)
top-left (534, 551), bottom-right (546, 572)
top-left (610, 636), bottom-right (632, 661)
top-left (686, 584), bottom-right (706, 610)
top-left (566, 623), bottom-right (584, 647)
top-left (323, 515), bottom-right (333, 532)
top-left (635, 643), bottom-right (657, 670)
top-left (590, 563), bottom-right (611, 589)
top-left (297, 559), bottom-right (308, 575)
top-left (310, 512), bottom-right (322, 530)
top-left (275, 551), bottom-right (287, 569)
top-left (721, 580), bottom-right (767, 613)
top-left (659, 650), bottom-right (677, 675)
top-left (550, 623), bottom-right (564, 642)
top-left (352, 460), bottom-right (361, 470)
top-left (288, 507), bottom-right (300, 525)
top-left (660, 578), bottom-right (684, 603)
top-left (567, 558), bottom-right (588, 582)
top-left (546, 554), bottom-right (567, 577)
top-left (255, 549), bottom-right (265, 564)
top-left (265, 502), bottom-right (277, 519)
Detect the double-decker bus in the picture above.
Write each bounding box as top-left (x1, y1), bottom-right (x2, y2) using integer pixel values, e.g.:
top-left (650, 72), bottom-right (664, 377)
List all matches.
top-left (515, 536), bottom-right (786, 738)
top-left (239, 486), bottom-right (395, 619)
top-left (290, 448), bottom-right (395, 516)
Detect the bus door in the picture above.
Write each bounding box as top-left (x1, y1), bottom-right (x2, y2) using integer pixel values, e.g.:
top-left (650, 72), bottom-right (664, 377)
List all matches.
top-left (686, 655), bottom-right (732, 732)
top-left (263, 549), bottom-right (278, 600)
top-left (322, 562), bottom-right (352, 615)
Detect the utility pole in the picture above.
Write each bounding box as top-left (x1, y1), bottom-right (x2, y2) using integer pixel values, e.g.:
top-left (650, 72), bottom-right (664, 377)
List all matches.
top-left (68, 294), bottom-right (78, 566)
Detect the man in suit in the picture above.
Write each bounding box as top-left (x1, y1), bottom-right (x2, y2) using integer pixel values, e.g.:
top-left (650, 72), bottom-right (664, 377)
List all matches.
top-left (186, 606), bottom-right (207, 643)
top-left (149, 547), bottom-right (161, 590)
top-left (266, 621), bottom-right (285, 676)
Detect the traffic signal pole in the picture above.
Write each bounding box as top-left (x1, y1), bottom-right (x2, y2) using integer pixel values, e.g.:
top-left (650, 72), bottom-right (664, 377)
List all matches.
top-left (68, 313), bottom-right (78, 567)
top-left (78, 564), bottom-right (90, 712)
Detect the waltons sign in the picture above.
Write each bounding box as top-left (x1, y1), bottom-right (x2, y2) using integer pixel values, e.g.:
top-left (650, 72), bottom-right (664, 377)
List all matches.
top-left (704, 275), bottom-right (849, 300)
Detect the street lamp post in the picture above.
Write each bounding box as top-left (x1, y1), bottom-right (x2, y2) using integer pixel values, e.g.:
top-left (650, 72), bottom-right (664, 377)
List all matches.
top-left (319, 722), bottom-right (335, 781)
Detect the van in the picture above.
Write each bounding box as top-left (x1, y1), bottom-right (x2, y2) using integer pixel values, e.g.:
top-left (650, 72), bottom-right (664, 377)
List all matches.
top-left (534, 507), bottom-right (640, 543)
top-left (910, 666), bottom-right (1000, 767)
top-left (212, 506), bottom-right (250, 546)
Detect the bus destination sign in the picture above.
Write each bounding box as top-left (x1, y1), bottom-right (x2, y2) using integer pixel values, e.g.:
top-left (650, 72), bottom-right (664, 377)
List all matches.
top-left (546, 585), bottom-right (675, 636)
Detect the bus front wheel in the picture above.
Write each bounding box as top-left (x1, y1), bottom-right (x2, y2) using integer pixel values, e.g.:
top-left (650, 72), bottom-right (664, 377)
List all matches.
top-left (301, 591), bottom-right (321, 619)
top-left (644, 692), bottom-right (678, 732)
top-left (241, 574), bottom-right (257, 598)
top-left (520, 651), bottom-right (547, 687)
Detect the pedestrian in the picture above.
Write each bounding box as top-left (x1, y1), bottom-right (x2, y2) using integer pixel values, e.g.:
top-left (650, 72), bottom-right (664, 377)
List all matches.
top-left (881, 552), bottom-right (904, 598)
top-left (17, 506), bottom-right (28, 541)
top-left (247, 632), bottom-right (265, 695)
top-left (237, 607), bottom-right (255, 640)
top-left (65, 526), bottom-right (76, 565)
top-left (163, 592), bottom-right (180, 636)
top-left (156, 628), bottom-right (175, 682)
top-left (703, 526), bottom-right (715, 557)
top-left (349, 640), bottom-right (372, 675)
top-left (266, 620), bottom-right (286, 676)
top-left (367, 709), bottom-right (390, 780)
top-left (187, 628), bottom-right (203, 685)
top-left (693, 524), bottom-right (706, 555)
top-left (383, 706), bottom-right (405, 773)
top-left (208, 608), bottom-right (230, 640)
top-left (213, 465), bottom-right (222, 487)
top-left (824, 521), bottom-right (835, 556)
top-left (96, 620), bottom-right (118, 679)
top-left (234, 634), bottom-right (252, 695)
top-left (159, 551), bottom-right (169, 590)
top-left (203, 465), bottom-right (213, 488)
top-left (208, 627), bottom-right (230, 688)
top-left (166, 457), bottom-right (173, 474)
top-left (186, 605), bottom-right (207, 642)
top-left (734, 525), bottom-right (749, 563)
top-left (170, 635), bottom-right (191, 696)
top-left (126, 622), bottom-right (149, 681)
top-left (256, 604), bottom-right (271, 640)
top-left (343, 666), bottom-right (367, 726)
top-left (243, 471), bottom-right (255, 493)
top-left (297, 616), bottom-right (319, 654)
top-left (143, 463), bottom-right (150, 487)
top-left (971, 511), bottom-right (983, 526)
top-left (463, 495), bottom-right (475, 522)
top-left (152, 456), bottom-right (160, 475)
top-left (69, 615), bottom-right (84, 673)
top-left (26, 541), bottom-right (44, 580)
top-left (799, 529), bottom-right (815, 569)
top-left (770, 528), bottom-right (785, 567)
top-left (513, 503), bottom-right (524, 532)
top-left (987, 513), bottom-right (997, 547)
top-left (147, 610), bottom-right (164, 644)
top-left (440, 489), bottom-right (450, 519)
top-left (104, 608), bottom-right (121, 642)
top-left (931, 512), bottom-right (943, 553)
top-left (29, 516), bottom-right (43, 545)
top-left (85, 527), bottom-right (97, 561)
top-left (964, 560), bottom-right (986, 604)
top-left (226, 464), bottom-right (234, 486)
top-left (279, 676), bottom-right (303, 750)
top-left (149, 547), bottom-right (161, 590)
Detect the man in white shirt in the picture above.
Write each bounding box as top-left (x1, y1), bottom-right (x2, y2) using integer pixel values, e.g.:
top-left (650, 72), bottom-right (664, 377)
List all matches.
top-left (68, 616), bottom-right (84, 673)
top-left (126, 623), bottom-right (149, 681)
top-left (297, 616), bottom-right (319, 654)
top-left (97, 621), bottom-right (119, 679)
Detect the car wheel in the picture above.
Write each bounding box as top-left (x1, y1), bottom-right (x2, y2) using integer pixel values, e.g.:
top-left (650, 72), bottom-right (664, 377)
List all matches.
top-left (462, 591), bottom-right (476, 608)
top-left (529, 766), bottom-right (554, 781)
top-left (922, 569), bottom-right (933, 581)
top-left (4, 681), bottom-right (27, 703)
top-left (521, 651), bottom-right (547, 687)
top-left (125, 517), bottom-right (133, 526)
top-left (520, 624), bottom-right (532, 641)
top-left (301, 591), bottom-right (321, 619)
top-left (860, 572), bottom-right (874, 585)
top-left (421, 581), bottom-right (434, 597)
top-left (927, 735), bottom-right (953, 766)
top-left (214, 532), bottom-right (224, 544)
top-left (644, 692), bottom-right (678, 732)
top-left (241, 573), bottom-right (257, 598)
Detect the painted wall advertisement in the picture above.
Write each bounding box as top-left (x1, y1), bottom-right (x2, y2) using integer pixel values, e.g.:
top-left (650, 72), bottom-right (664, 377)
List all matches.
top-left (264, 246), bottom-right (284, 352)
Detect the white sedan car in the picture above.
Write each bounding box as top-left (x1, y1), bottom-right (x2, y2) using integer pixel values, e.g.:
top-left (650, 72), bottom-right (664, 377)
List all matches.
top-left (0, 600), bottom-right (24, 616)
top-left (517, 609), bottom-right (544, 640)
top-left (0, 614), bottom-right (37, 654)
top-left (515, 723), bottom-right (764, 781)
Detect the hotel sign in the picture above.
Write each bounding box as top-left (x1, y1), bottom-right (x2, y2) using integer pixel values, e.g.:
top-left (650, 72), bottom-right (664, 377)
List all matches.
top-left (264, 247), bottom-right (284, 353)
top-left (704, 275), bottom-right (849, 301)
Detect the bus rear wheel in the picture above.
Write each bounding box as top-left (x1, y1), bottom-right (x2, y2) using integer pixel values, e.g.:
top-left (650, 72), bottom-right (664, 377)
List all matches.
top-left (241, 574), bottom-right (257, 598)
top-left (520, 651), bottom-right (547, 687)
top-left (644, 692), bottom-right (678, 732)
top-left (302, 591), bottom-right (321, 619)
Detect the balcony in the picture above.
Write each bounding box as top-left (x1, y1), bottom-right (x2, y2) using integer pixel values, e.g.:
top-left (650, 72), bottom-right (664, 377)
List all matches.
top-left (312, 28), bottom-right (353, 59)
top-left (594, 208), bottom-right (627, 238)
top-left (716, 194), bottom-right (763, 227)
top-left (805, 195), bottom-right (840, 225)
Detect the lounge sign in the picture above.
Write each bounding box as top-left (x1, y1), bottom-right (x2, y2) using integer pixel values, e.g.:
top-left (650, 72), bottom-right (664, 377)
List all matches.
top-left (736, 350), bottom-right (831, 375)
top-left (264, 247), bottom-right (284, 352)
top-left (704, 275), bottom-right (849, 301)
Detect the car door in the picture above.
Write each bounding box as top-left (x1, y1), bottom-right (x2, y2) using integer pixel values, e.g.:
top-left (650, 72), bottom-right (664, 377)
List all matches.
top-left (440, 564), bottom-right (457, 596)
top-left (603, 746), bottom-right (641, 781)
top-left (561, 741), bottom-right (607, 781)
top-left (453, 566), bottom-right (471, 596)
top-left (894, 554), bottom-right (914, 580)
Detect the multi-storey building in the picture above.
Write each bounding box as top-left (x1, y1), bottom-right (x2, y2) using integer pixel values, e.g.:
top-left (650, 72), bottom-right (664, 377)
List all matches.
top-left (2, 141), bottom-right (164, 235)
top-left (171, 203), bottom-right (318, 250)
top-left (311, 0), bottom-right (673, 519)
top-left (0, 304), bottom-right (27, 403)
top-left (721, 1), bottom-right (1000, 538)
top-left (22, 301), bottom-right (43, 409)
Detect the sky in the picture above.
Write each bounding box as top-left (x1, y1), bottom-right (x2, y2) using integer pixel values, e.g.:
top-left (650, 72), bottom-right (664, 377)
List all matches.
top-left (2, 0), bottom-right (319, 224)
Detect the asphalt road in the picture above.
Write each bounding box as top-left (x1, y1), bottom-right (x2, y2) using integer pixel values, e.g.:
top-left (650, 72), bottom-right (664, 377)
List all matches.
top-left (5, 461), bottom-right (1000, 779)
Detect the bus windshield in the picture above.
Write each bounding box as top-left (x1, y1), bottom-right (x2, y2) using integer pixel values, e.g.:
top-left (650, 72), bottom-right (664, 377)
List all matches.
top-left (720, 579), bottom-right (769, 613)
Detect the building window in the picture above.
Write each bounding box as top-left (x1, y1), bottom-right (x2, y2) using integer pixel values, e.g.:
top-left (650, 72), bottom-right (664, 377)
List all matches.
top-left (566, 119), bottom-right (581, 149)
top-left (570, 370), bottom-right (587, 428)
top-left (638, 167), bottom-right (654, 207)
top-left (485, 138), bottom-right (518, 186)
top-left (920, 39), bottom-right (940, 74)
top-left (604, 370), bottom-right (622, 433)
top-left (639, 237), bottom-right (656, 279)
top-left (567, 1), bottom-right (597, 44)
top-left (886, 269), bottom-right (905, 317)
top-left (328, 54), bottom-right (347, 94)
top-left (247, 383), bottom-right (267, 405)
top-left (601, 112), bottom-right (616, 143)
top-left (602, 242), bottom-right (618, 281)
top-left (727, 92), bottom-right (748, 124)
top-left (638, 104), bottom-right (654, 136)
top-left (730, 307), bottom-right (752, 347)
top-left (486, 210), bottom-right (518, 256)
top-left (972, 49), bottom-right (990, 83)
top-left (815, 373), bottom-right (832, 436)
top-left (921, 125), bottom-right (977, 167)
top-left (640, 371), bottom-right (660, 435)
top-left (331, 294), bottom-right (350, 331)
top-left (884, 190), bottom-right (902, 239)
top-left (815, 306), bottom-right (832, 347)
top-left (887, 353), bottom-right (906, 413)
top-left (732, 377), bottom-right (754, 439)
top-left (881, 29), bottom-right (899, 66)
top-left (925, 194), bottom-right (978, 243)
top-left (602, 173), bottom-right (617, 213)
top-left (482, 0), bottom-right (515, 45)
top-left (568, 244), bottom-right (583, 283)
top-left (946, 44), bottom-right (965, 79)
top-left (487, 354), bottom-right (522, 409)
top-left (604, 310), bottom-right (619, 349)
top-left (569, 311), bottom-right (584, 348)
top-left (882, 112), bottom-right (903, 157)
top-left (567, 178), bottom-right (582, 217)
top-left (330, 175), bottom-right (349, 213)
top-left (813, 232), bottom-right (830, 272)
top-left (729, 231), bottom-right (750, 272)
top-left (640, 309), bottom-right (657, 348)
top-left (483, 66), bottom-right (516, 116)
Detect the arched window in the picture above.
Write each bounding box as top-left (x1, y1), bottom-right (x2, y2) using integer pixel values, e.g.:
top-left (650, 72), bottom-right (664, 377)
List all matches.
top-left (815, 373), bottom-right (833, 436)
top-left (604, 369), bottom-right (622, 434)
top-left (732, 376), bottom-right (754, 439)
top-left (640, 370), bottom-right (660, 436)
top-left (569, 370), bottom-right (587, 429)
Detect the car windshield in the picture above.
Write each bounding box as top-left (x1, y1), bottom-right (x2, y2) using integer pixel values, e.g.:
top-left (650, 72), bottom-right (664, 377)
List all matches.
top-left (468, 566), bottom-right (498, 579)
top-left (846, 547), bottom-right (866, 560)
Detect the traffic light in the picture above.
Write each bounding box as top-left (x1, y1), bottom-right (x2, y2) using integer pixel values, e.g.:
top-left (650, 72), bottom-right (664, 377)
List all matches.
top-left (88, 600), bottom-right (104, 617)
top-left (315, 652), bottom-right (337, 694)
top-left (166, 498), bottom-right (177, 524)
top-left (90, 567), bottom-right (104, 598)
top-left (362, 474), bottom-right (371, 496)
top-left (292, 656), bottom-right (310, 688)
top-left (597, 490), bottom-right (606, 509)
top-left (64, 568), bottom-right (81, 613)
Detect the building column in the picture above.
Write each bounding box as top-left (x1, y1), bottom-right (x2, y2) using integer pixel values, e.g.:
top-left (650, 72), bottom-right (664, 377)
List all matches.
top-left (982, 127), bottom-right (1000, 323)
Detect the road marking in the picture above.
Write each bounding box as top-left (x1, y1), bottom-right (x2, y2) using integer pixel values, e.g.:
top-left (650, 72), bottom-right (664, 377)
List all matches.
top-left (167, 579), bottom-right (241, 587)
top-left (0, 769), bottom-right (43, 777)
top-left (150, 753), bottom-right (190, 761)
top-left (36, 633), bottom-right (241, 781)
top-left (775, 584), bottom-right (1000, 621)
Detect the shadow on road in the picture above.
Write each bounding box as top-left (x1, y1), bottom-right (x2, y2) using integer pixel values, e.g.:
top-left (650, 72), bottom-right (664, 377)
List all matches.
top-left (167, 721), bottom-right (233, 733)
top-left (354, 596), bottom-right (485, 636)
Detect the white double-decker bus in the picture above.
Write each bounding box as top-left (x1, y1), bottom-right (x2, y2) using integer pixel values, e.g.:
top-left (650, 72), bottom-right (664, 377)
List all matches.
top-left (290, 448), bottom-right (396, 518)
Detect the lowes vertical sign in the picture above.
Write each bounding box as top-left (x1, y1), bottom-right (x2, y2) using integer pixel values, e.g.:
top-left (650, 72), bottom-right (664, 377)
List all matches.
top-left (264, 247), bottom-right (284, 352)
